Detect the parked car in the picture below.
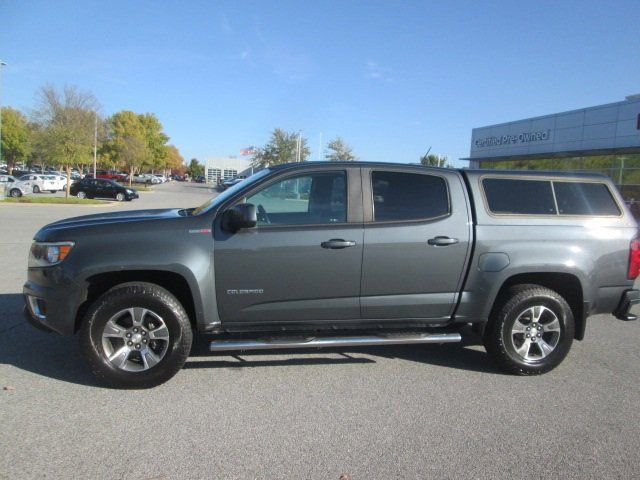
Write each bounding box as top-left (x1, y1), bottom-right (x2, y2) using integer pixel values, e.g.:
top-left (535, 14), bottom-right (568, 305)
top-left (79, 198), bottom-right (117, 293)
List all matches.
top-left (69, 178), bottom-right (139, 201)
top-left (195, 175), bottom-right (206, 183)
top-left (95, 170), bottom-right (128, 182)
top-left (44, 174), bottom-right (68, 192)
top-left (18, 174), bottom-right (57, 193)
top-left (219, 177), bottom-right (245, 191)
top-left (0, 175), bottom-right (33, 197)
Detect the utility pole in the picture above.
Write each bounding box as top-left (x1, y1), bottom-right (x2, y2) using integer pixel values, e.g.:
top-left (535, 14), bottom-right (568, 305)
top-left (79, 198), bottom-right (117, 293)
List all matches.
top-left (296, 130), bottom-right (302, 162)
top-left (0, 60), bottom-right (6, 167)
top-left (93, 112), bottom-right (98, 179)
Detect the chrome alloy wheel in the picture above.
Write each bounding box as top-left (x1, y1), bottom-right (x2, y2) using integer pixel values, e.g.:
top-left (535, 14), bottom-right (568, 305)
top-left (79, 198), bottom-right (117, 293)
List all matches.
top-left (101, 307), bottom-right (170, 372)
top-left (509, 305), bottom-right (561, 362)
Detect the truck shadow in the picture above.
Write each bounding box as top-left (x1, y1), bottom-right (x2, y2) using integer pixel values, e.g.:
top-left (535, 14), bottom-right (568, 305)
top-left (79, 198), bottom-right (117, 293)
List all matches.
top-left (0, 293), bottom-right (501, 387)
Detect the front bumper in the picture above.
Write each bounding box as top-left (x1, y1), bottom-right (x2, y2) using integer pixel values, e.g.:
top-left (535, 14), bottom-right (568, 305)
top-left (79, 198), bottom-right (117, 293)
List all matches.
top-left (613, 289), bottom-right (640, 321)
top-left (23, 267), bottom-right (85, 335)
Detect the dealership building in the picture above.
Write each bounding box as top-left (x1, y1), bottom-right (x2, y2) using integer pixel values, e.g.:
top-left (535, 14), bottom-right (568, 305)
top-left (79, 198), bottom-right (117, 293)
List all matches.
top-left (203, 156), bottom-right (252, 184)
top-left (466, 95), bottom-right (640, 199)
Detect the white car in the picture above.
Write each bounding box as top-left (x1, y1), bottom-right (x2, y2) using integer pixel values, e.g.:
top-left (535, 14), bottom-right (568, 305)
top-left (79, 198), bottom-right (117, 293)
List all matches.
top-left (45, 174), bottom-right (68, 191)
top-left (18, 174), bottom-right (58, 193)
top-left (0, 175), bottom-right (33, 197)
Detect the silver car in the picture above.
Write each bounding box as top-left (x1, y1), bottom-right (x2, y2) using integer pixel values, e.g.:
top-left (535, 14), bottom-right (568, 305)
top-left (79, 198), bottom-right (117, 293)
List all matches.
top-left (0, 175), bottom-right (33, 197)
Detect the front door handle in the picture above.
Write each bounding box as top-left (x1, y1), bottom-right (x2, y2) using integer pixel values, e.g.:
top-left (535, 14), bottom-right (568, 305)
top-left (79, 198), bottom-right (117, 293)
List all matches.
top-left (321, 239), bottom-right (356, 249)
top-left (428, 236), bottom-right (459, 246)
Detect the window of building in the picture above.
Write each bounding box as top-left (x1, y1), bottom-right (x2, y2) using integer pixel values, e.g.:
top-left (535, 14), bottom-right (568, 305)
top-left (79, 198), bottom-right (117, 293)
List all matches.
top-left (482, 178), bottom-right (557, 215)
top-left (371, 171), bottom-right (448, 222)
top-left (223, 169), bottom-right (238, 180)
top-left (207, 168), bottom-right (221, 183)
top-left (553, 181), bottom-right (620, 216)
top-left (246, 171), bottom-right (347, 226)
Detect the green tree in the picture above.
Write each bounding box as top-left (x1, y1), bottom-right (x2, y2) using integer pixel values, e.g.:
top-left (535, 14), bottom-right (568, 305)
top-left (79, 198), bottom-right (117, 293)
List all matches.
top-left (1, 107), bottom-right (32, 174)
top-left (187, 158), bottom-right (204, 179)
top-left (252, 128), bottom-right (310, 168)
top-left (326, 136), bottom-right (357, 161)
top-left (139, 113), bottom-right (169, 172)
top-left (33, 85), bottom-right (100, 196)
top-left (101, 110), bottom-right (150, 186)
top-left (420, 153), bottom-right (450, 168)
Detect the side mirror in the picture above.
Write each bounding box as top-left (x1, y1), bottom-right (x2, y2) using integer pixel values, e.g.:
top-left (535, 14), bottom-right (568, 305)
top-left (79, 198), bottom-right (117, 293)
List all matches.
top-left (222, 203), bottom-right (257, 232)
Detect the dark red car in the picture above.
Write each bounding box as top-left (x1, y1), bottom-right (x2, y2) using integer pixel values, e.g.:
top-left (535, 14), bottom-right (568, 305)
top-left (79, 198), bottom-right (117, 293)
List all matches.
top-left (95, 170), bottom-right (127, 182)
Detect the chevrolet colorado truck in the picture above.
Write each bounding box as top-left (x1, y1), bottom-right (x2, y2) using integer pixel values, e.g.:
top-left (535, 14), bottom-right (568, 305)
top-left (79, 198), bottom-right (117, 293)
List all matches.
top-left (23, 162), bottom-right (640, 388)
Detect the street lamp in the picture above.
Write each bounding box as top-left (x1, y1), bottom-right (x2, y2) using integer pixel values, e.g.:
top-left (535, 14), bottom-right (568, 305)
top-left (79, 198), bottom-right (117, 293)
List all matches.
top-left (0, 60), bottom-right (6, 167)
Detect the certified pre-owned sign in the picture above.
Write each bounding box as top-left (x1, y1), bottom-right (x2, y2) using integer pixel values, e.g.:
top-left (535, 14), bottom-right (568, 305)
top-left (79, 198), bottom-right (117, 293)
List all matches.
top-left (475, 129), bottom-right (551, 148)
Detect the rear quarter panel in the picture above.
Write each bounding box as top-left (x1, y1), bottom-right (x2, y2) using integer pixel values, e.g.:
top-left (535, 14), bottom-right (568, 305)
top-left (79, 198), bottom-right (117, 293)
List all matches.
top-left (456, 171), bottom-right (638, 323)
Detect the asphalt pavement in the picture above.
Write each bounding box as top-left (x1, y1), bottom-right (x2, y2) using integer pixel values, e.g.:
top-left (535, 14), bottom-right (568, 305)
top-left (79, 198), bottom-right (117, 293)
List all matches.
top-left (1, 181), bottom-right (639, 479)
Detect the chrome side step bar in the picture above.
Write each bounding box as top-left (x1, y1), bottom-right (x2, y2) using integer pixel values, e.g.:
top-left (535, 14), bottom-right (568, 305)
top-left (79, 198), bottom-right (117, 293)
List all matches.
top-left (210, 332), bottom-right (461, 352)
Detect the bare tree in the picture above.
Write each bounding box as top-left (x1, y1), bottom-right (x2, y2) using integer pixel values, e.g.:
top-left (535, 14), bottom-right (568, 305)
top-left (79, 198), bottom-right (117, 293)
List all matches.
top-left (33, 85), bottom-right (100, 196)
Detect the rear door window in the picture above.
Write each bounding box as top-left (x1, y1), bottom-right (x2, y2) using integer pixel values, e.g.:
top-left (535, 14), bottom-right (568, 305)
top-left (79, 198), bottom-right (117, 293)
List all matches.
top-left (482, 178), bottom-right (557, 215)
top-left (371, 171), bottom-right (449, 222)
top-left (553, 182), bottom-right (620, 216)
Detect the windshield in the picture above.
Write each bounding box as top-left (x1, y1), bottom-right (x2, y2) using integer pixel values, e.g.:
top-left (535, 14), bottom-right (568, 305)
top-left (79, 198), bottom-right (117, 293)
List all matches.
top-left (191, 169), bottom-right (271, 216)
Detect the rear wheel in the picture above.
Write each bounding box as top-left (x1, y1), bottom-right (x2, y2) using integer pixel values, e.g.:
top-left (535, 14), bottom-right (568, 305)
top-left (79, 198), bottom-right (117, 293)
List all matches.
top-left (484, 285), bottom-right (574, 375)
top-left (80, 282), bottom-right (192, 388)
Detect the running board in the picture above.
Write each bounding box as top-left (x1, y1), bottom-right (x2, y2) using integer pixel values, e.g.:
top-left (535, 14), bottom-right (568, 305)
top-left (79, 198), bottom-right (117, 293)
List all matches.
top-left (209, 332), bottom-right (461, 352)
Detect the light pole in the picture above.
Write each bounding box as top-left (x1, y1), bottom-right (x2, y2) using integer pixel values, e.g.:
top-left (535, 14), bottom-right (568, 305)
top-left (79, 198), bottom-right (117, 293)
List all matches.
top-left (0, 60), bottom-right (6, 167)
top-left (93, 112), bottom-right (98, 178)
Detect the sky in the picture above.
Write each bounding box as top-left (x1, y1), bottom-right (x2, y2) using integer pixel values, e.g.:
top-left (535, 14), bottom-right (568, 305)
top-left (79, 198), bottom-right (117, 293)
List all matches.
top-left (1, 0), bottom-right (639, 167)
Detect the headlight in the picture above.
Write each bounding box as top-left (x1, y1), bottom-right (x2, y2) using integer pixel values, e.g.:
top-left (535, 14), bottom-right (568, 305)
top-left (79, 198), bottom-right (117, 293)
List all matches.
top-left (29, 241), bottom-right (75, 267)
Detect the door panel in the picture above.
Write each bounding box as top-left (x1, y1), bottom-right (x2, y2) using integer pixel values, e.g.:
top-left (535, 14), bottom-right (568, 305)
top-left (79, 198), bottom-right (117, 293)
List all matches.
top-left (214, 168), bottom-right (364, 324)
top-left (361, 169), bottom-right (472, 320)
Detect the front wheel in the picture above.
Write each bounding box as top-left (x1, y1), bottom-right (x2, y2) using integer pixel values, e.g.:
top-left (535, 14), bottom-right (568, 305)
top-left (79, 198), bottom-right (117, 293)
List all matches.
top-left (32, 185), bottom-right (40, 193)
top-left (77, 191), bottom-right (86, 199)
top-left (10, 188), bottom-right (22, 198)
top-left (483, 285), bottom-right (574, 375)
top-left (115, 192), bottom-right (125, 201)
top-left (80, 282), bottom-right (193, 388)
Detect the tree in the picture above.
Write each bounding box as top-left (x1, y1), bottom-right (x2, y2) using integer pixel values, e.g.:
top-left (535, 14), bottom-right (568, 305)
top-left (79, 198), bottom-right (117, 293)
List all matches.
top-left (101, 111), bottom-right (150, 186)
top-left (187, 158), bottom-right (204, 179)
top-left (420, 153), bottom-right (450, 168)
top-left (252, 128), bottom-right (310, 168)
top-left (33, 85), bottom-right (100, 196)
top-left (163, 145), bottom-right (184, 176)
top-left (139, 113), bottom-right (169, 172)
top-left (1, 107), bottom-right (32, 174)
top-left (326, 137), bottom-right (357, 161)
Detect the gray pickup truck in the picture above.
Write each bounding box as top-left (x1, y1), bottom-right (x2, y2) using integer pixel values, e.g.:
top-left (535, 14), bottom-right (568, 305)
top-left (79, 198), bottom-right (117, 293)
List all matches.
top-left (23, 162), bottom-right (640, 388)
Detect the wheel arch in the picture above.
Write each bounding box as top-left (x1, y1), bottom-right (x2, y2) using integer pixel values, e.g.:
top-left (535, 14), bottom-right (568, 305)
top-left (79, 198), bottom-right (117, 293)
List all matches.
top-left (489, 272), bottom-right (587, 340)
top-left (75, 270), bottom-right (199, 333)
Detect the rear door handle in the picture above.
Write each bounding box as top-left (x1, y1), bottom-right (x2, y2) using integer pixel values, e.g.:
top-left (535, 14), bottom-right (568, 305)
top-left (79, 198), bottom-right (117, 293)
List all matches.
top-left (321, 239), bottom-right (356, 249)
top-left (428, 236), bottom-right (459, 246)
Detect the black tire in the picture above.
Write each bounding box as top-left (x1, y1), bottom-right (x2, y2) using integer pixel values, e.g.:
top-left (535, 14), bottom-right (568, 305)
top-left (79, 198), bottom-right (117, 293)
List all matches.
top-left (32, 185), bottom-right (40, 193)
top-left (10, 189), bottom-right (22, 198)
top-left (483, 284), bottom-right (574, 375)
top-left (115, 192), bottom-right (125, 202)
top-left (80, 282), bottom-right (192, 388)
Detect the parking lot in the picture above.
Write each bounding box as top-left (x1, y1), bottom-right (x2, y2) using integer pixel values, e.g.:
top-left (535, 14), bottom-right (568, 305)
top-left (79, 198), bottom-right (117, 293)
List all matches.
top-left (1, 180), bottom-right (639, 479)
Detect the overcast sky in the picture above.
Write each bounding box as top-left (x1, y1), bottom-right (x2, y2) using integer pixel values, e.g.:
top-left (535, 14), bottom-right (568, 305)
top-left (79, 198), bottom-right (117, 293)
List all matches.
top-left (2, 0), bottom-right (639, 166)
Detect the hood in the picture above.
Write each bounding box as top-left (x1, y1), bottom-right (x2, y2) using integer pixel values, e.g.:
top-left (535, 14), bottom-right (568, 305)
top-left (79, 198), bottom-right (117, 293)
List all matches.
top-left (36, 208), bottom-right (185, 239)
